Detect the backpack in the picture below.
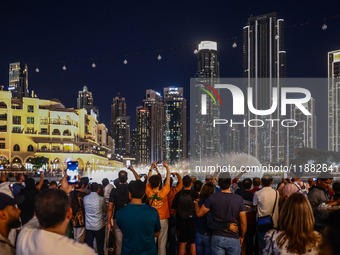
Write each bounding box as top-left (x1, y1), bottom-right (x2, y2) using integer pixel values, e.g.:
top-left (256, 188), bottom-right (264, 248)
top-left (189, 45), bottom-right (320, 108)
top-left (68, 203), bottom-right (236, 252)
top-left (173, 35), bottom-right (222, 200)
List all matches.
top-left (177, 191), bottom-right (195, 220)
top-left (293, 182), bottom-right (308, 197)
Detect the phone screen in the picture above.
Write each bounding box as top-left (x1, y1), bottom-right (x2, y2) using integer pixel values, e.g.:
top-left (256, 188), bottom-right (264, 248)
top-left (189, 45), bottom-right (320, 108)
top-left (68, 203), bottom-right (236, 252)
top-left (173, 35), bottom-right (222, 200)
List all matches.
top-left (157, 161), bottom-right (163, 166)
top-left (126, 160), bottom-right (131, 168)
top-left (66, 161), bottom-right (79, 184)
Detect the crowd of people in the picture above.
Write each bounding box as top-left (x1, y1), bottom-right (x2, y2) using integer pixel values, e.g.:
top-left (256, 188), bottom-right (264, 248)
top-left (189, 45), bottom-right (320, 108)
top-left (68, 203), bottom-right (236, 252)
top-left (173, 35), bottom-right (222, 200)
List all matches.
top-left (0, 163), bottom-right (339, 255)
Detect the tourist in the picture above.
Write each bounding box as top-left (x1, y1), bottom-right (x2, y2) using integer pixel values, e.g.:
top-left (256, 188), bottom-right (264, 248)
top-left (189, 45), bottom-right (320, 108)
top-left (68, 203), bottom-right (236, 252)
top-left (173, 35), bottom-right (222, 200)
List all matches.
top-left (166, 172), bottom-right (183, 255)
top-left (195, 172), bottom-right (247, 255)
top-left (70, 179), bottom-right (87, 243)
top-left (236, 178), bottom-right (256, 255)
top-left (251, 177), bottom-right (261, 194)
top-left (319, 210), bottom-right (340, 255)
top-left (194, 182), bottom-right (214, 255)
top-left (146, 161), bottom-right (171, 255)
top-left (308, 173), bottom-right (333, 231)
top-left (0, 193), bottom-right (22, 255)
top-left (16, 176), bottom-right (95, 255)
top-left (253, 175), bottom-right (279, 254)
top-left (264, 193), bottom-right (321, 255)
top-left (12, 173), bottom-right (25, 197)
top-left (83, 182), bottom-right (106, 255)
top-left (102, 178), bottom-right (113, 206)
top-left (18, 172), bottom-right (44, 225)
top-left (116, 180), bottom-right (161, 254)
top-left (107, 166), bottom-right (140, 255)
top-left (172, 175), bottom-right (198, 255)
top-left (49, 181), bottom-right (58, 189)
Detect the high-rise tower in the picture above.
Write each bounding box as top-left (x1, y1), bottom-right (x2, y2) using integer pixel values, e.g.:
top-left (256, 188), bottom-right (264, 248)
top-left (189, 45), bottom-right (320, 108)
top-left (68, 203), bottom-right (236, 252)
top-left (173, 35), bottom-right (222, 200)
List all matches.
top-left (328, 50), bottom-right (340, 152)
top-left (9, 62), bottom-right (29, 99)
top-left (243, 13), bottom-right (286, 163)
top-left (164, 87), bottom-right (187, 163)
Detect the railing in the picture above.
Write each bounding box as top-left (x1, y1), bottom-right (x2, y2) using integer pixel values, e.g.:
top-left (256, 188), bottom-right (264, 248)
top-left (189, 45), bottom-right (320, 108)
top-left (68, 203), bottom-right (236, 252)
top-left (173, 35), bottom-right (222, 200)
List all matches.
top-left (12, 129), bottom-right (23, 134)
top-left (36, 149), bottom-right (107, 157)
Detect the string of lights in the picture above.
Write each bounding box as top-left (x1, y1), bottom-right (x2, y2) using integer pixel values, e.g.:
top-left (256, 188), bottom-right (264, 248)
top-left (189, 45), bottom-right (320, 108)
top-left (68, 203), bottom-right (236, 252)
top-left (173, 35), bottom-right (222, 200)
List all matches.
top-left (5, 14), bottom-right (340, 72)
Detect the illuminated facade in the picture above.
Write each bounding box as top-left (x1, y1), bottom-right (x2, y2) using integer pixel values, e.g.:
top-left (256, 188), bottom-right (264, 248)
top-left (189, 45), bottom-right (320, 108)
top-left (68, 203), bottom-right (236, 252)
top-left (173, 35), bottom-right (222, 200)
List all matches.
top-left (225, 127), bottom-right (241, 153)
top-left (135, 106), bottom-right (151, 164)
top-left (9, 62), bottom-right (29, 99)
top-left (289, 98), bottom-right (316, 159)
top-left (192, 41), bottom-right (221, 160)
top-left (243, 13), bottom-right (286, 164)
top-left (328, 50), bottom-right (340, 152)
top-left (143, 90), bottom-right (164, 162)
top-left (114, 116), bottom-right (130, 155)
top-left (110, 93), bottom-right (129, 155)
top-left (164, 87), bottom-right (187, 163)
top-left (0, 90), bottom-right (116, 172)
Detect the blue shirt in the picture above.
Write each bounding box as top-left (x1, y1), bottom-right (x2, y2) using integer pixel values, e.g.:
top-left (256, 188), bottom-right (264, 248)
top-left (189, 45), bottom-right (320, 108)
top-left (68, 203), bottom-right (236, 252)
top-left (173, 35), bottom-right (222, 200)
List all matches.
top-left (116, 203), bottom-right (161, 255)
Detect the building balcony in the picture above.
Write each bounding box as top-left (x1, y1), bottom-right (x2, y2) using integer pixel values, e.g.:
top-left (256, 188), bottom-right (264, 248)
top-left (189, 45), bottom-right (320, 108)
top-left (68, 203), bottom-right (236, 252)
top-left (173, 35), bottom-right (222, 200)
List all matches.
top-left (36, 149), bottom-right (108, 158)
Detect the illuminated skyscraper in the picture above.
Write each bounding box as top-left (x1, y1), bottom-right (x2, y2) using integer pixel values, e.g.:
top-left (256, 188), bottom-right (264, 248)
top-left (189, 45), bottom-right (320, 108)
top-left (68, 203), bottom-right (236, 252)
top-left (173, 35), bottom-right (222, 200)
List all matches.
top-left (135, 106), bottom-right (151, 163)
top-left (243, 13), bottom-right (286, 163)
top-left (77, 86), bottom-right (99, 121)
top-left (225, 127), bottom-right (241, 153)
top-left (110, 93), bottom-right (129, 155)
top-left (9, 62), bottom-right (29, 99)
top-left (289, 98), bottom-right (316, 159)
top-left (328, 50), bottom-right (340, 152)
top-left (143, 90), bottom-right (165, 162)
top-left (164, 87), bottom-right (187, 163)
top-left (115, 116), bottom-right (130, 155)
top-left (192, 41), bottom-right (221, 161)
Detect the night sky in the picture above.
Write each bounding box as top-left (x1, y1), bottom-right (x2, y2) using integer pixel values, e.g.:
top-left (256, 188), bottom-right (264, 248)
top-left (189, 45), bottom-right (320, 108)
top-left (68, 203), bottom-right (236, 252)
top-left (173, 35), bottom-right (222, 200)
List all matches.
top-left (1, 0), bottom-right (340, 150)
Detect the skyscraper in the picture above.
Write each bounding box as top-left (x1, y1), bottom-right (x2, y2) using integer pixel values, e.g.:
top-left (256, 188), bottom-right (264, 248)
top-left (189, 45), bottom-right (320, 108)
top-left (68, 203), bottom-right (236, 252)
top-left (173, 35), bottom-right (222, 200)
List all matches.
top-left (225, 127), bottom-right (241, 153)
top-left (164, 87), bottom-right (187, 163)
top-left (77, 86), bottom-right (99, 120)
top-left (143, 90), bottom-right (165, 162)
top-left (9, 62), bottom-right (29, 99)
top-left (243, 13), bottom-right (286, 164)
top-left (328, 50), bottom-right (340, 152)
top-left (115, 116), bottom-right (131, 155)
top-left (110, 93), bottom-right (130, 155)
top-left (77, 86), bottom-right (93, 109)
top-left (192, 41), bottom-right (221, 161)
top-left (110, 93), bottom-right (127, 136)
top-left (289, 98), bottom-right (317, 159)
top-left (135, 106), bottom-right (151, 164)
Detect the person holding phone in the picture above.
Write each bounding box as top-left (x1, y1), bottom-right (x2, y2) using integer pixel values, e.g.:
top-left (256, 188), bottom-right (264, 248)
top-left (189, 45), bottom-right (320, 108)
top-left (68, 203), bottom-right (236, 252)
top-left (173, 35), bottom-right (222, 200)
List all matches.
top-left (145, 161), bottom-right (171, 255)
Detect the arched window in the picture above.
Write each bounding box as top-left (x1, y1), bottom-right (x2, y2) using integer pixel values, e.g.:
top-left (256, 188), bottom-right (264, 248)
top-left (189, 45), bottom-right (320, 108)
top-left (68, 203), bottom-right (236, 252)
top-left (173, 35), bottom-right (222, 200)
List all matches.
top-left (52, 129), bottom-right (61, 135)
top-left (0, 102), bottom-right (7, 109)
top-left (27, 145), bottom-right (34, 152)
top-left (13, 144), bottom-right (20, 151)
top-left (63, 129), bottom-right (71, 136)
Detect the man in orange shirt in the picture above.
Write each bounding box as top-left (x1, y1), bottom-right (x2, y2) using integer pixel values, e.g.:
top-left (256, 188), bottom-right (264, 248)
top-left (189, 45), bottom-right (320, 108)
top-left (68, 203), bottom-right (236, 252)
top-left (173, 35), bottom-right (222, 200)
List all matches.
top-left (146, 161), bottom-right (171, 255)
top-left (167, 173), bottom-right (183, 255)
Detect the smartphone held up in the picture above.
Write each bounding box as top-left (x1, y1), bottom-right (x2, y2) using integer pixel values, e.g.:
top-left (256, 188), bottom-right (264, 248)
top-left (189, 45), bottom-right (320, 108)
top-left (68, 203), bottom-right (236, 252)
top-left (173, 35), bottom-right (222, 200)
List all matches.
top-left (66, 161), bottom-right (79, 184)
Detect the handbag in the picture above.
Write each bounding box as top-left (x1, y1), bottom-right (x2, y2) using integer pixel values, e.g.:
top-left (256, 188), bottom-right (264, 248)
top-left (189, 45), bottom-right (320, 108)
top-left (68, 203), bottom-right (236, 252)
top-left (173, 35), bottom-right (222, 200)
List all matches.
top-left (257, 191), bottom-right (278, 232)
top-left (106, 226), bottom-right (116, 255)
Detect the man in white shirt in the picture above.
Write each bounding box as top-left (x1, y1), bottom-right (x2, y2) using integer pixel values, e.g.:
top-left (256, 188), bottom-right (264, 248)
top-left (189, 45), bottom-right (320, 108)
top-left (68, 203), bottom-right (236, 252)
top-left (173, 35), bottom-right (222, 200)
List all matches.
top-left (253, 175), bottom-right (279, 255)
top-left (83, 182), bottom-right (106, 255)
top-left (16, 176), bottom-right (95, 255)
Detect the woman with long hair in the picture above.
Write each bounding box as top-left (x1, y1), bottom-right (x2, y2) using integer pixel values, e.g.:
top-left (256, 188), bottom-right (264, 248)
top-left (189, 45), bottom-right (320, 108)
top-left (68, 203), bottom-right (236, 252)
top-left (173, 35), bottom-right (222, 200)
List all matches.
top-left (264, 192), bottom-right (321, 255)
top-left (194, 182), bottom-right (215, 255)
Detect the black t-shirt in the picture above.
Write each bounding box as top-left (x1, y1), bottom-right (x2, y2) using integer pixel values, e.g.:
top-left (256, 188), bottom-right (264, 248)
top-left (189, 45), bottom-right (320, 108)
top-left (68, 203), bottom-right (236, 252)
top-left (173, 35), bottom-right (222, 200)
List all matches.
top-left (109, 183), bottom-right (130, 214)
top-left (235, 189), bottom-right (254, 202)
top-left (204, 192), bottom-right (246, 239)
top-left (172, 189), bottom-right (198, 221)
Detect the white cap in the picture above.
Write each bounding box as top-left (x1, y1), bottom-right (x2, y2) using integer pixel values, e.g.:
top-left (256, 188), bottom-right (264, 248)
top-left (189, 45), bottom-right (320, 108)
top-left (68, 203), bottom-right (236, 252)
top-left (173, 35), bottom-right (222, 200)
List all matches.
top-left (198, 41), bottom-right (217, 51)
